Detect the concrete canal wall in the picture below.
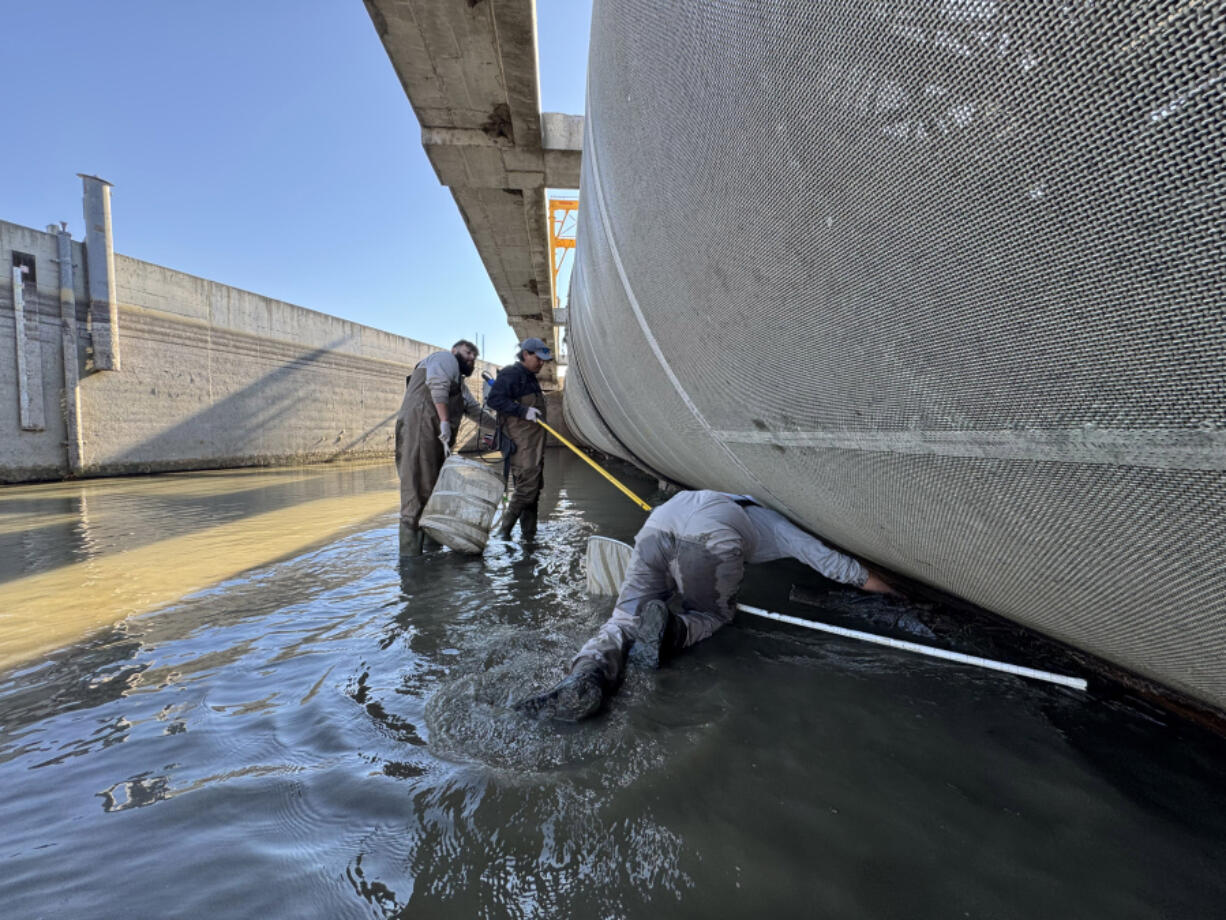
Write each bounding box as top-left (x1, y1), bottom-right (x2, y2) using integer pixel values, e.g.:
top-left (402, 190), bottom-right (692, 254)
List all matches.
top-left (1, 217), bottom-right (492, 483)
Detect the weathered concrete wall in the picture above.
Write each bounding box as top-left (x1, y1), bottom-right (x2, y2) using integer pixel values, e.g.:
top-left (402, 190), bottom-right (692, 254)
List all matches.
top-left (1, 219), bottom-right (493, 482)
top-left (0, 222), bottom-right (79, 481)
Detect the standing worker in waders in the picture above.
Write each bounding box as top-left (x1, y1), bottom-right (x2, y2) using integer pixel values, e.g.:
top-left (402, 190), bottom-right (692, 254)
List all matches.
top-left (514, 490), bottom-right (895, 721)
top-left (395, 339), bottom-right (482, 556)
top-left (488, 337), bottom-right (554, 540)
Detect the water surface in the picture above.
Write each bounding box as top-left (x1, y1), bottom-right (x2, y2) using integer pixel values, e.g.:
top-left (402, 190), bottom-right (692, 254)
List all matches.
top-left (1, 452), bottom-right (1223, 918)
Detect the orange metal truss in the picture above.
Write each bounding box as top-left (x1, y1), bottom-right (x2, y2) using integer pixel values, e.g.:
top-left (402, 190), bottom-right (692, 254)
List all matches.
top-left (547, 197), bottom-right (578, 309)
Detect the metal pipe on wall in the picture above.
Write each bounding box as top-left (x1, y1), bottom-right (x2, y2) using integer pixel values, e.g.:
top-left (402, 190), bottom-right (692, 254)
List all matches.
top-left (53, 226), bottom-right (83, 474)
top-left (9, 266), bottom-right (43, 430)
top-left (78, 174), bottom-right (120, 371)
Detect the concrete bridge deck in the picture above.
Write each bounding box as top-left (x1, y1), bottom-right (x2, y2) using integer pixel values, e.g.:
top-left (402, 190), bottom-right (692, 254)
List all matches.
top-left (363, 0), bottom-right (581, 385)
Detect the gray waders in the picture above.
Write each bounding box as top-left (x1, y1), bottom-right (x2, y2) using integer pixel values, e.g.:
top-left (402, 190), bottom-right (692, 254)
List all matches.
top-left (572, 527), bottom-right (744, 684)
top-left (395, 364), bottom-right (467, 555)
top-left (498, 391), bottom-right (546, 539)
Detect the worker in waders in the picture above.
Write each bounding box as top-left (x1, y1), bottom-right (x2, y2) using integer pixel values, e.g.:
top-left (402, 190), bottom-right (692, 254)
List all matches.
top-left (514, 490), bottom-right (894, 721)
top-left (395, 339), bottom-right (483, 556)
top-left (487, 337), bottom-right (554, 540)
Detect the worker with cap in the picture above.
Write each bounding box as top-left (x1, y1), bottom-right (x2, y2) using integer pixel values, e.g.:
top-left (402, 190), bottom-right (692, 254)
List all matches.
top-left (395, 339), bottom-right (483, 556)
top-left (514, 489), bottom-right (895, 721)
top-left (487, 337), bottom-right (554, 540)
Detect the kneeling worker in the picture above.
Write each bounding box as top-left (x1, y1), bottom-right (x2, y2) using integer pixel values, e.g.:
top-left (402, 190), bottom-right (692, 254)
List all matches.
top-left (488, 337), bottom-right (553, 540)
top-left (395, 339), bottom-right (483, 556)
top-left (515, 489), bottom-right (894, 721)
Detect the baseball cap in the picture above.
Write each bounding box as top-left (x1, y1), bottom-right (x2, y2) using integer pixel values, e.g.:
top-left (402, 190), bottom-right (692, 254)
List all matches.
top-left (519, 337), bottom-right (554, 360)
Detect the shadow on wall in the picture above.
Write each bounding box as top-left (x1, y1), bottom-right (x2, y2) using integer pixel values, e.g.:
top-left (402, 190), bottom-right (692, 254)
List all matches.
top-left (92, 335), bottom-right (492, 475)
top-left (327, 410), bottom-right (401, 463)
top-left (94, 337), bottom-right (402, 473)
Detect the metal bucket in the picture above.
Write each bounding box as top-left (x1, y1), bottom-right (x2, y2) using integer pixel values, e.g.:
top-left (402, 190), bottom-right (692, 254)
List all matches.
top-left (419, 456), bottom-right (505, 553)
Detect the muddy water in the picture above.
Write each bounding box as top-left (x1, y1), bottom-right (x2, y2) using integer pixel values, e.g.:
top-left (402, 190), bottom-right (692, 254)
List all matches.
top-left (1, 452), bottom-right (1224, 918)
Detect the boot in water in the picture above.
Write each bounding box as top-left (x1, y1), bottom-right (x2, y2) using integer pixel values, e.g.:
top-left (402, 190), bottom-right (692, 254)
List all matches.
top-left (498, 508), bottom-right (521, 540)
top-left (512, 660), bottom-right (610, 722)
top-left (519, 506), bottom-right (538, 541)
top-left (628, 599), bottom-right (687, 668)
top-left (399, 524), bottom-right (424, 557)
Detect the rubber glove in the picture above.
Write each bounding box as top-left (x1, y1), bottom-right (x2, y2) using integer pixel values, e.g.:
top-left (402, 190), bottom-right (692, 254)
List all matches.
top-left (438, 419), bottom-right (452, 455)
top-left (524, 407), bottom-right (542, 422)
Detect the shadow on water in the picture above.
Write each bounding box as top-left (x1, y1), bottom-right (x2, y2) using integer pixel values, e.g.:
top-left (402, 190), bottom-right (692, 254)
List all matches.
top-left (1, 451), bottom-right (1225, 918)
top-left (0, 336), bottom-right (383, 587)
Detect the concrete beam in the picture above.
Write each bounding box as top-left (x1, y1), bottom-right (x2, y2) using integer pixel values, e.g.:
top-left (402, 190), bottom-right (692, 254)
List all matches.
top-left (365, 0), bottom-right (584, 386)
top-left (486, 0), bottom-right (543, 149)
top-left (522, 187), bottom-right (551, 308)
top-left (421, 126), bottom-right (514, 149)
top-left (541, 112), bottom-right (583, 185)
top-left (543, 148), bottom-right (582, 189)
top-left (541, 112), bottom-right (583, 150)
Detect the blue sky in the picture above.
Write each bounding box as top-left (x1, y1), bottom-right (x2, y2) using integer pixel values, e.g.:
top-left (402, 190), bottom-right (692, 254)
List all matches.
top-left (1, 0), bottom-right (591, 365)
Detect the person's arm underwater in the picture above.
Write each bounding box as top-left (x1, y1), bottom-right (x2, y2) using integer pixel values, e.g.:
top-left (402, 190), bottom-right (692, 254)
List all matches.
top-left (859, 569), bottom-right (896, 594)
top-left (743, 504), bottom-right (897, 594)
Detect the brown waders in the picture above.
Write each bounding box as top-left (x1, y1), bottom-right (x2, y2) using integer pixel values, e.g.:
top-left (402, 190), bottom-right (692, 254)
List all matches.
top-left (394, 364), bottom-right (467, 555)
top-left (499, 391), bottom-right (546, 539)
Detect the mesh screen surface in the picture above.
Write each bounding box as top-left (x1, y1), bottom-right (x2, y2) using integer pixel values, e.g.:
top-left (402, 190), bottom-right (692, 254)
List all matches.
top-left (565, 0), bottom-right (1226, 708)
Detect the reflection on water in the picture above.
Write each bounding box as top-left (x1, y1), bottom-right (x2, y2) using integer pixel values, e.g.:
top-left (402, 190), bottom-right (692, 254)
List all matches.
top-left (1, 452), bottom-right (1224, 919)
top-left (0, 462), bottom-right (398, 668)
top-left (0, 463), bottom-right (394, 584)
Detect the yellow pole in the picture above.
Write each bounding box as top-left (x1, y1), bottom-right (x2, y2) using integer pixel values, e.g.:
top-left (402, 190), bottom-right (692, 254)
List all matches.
top-left (535, 419), bottom-right (653, 512)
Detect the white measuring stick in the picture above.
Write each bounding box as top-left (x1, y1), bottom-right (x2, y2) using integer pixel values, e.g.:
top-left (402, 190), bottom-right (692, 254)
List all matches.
top-left (735, 603), bottom-right (1088, 691)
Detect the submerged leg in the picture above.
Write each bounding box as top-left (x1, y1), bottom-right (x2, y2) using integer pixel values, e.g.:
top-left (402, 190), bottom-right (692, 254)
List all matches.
top-left (519, 504), bottom-right (539, 540)
top-left (515, 529), bottom-right (676, 721)
top-left (627, 599), bottom-right (688, 668)
top-left (399, 523), bottom-right (424, 557)
top-left (498, 505), bottom-right (522, 539)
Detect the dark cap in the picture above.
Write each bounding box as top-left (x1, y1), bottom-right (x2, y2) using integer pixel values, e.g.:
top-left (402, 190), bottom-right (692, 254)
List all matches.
top-left (519, 337), bottom-right (554, 360)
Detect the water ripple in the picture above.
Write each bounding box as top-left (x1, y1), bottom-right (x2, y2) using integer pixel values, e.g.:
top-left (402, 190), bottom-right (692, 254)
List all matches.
top-left (2, 455), bottom-right (1225, 919)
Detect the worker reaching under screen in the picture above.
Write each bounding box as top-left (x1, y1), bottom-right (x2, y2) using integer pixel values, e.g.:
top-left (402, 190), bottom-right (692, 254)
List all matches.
top-left (487, 337), bottom-right (553, 541)
top-left (514, 490), bottom-right (895, 721)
